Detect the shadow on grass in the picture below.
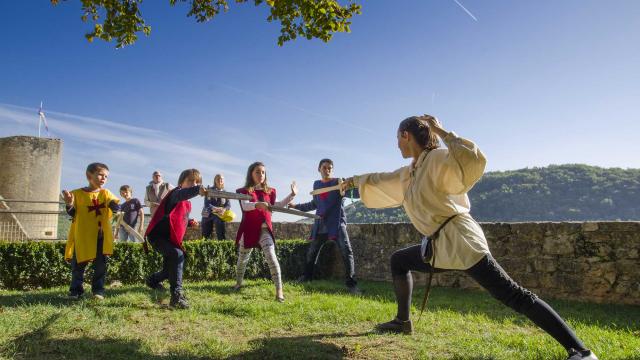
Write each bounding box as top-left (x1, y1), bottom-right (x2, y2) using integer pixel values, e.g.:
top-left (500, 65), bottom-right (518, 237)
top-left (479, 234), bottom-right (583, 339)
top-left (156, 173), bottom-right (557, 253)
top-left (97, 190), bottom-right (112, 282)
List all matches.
top-left (0, 286), bottom-right (153, 308)
top-left (229, 332), bottom-right (373, 360)
top-left (2, 313), bottom-right (209, 360)
top-left (189, 281), bottom-right (264, 295)
top-left (296, 280), bottom-right (640, 332)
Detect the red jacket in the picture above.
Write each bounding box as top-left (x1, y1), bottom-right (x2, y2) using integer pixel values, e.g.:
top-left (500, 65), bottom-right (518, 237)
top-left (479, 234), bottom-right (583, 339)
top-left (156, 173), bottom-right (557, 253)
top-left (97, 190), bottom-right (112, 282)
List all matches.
top-left (145, 188), bottom-right (191, 250)
top-left (236, 187), bottom-right (276, 248)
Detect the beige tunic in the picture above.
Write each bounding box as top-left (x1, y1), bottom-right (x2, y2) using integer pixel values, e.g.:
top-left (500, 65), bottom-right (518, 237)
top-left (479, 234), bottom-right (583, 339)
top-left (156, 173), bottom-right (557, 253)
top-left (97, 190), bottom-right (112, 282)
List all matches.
top-left (355, 132), bottom-right (491, 270)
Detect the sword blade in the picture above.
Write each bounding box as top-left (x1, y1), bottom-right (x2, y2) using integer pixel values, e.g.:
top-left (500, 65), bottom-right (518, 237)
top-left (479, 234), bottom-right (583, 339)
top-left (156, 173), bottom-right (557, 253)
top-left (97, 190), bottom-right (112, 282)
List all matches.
top-left (309, 184), bottom-right (342, 196)
top-left (119, 218), bottom-right (145, 243)
top-left (269, 205), bottom-right (321, 219)
top-left (205, 187), bottom-right (252, 201)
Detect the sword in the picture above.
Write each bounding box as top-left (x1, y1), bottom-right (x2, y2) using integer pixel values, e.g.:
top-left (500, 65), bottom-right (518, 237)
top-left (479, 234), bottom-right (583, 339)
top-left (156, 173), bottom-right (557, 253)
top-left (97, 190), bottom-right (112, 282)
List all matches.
top-left (309, 178), bottom-right (349, 196)
top-left (113, 212), bottom-right (145, 243)
top-left (268, 205), bottom-right (321, 219)
top-left (120, 219), bottom-right (145, 243)
top-left (205, 187), bottom-right (253, 201)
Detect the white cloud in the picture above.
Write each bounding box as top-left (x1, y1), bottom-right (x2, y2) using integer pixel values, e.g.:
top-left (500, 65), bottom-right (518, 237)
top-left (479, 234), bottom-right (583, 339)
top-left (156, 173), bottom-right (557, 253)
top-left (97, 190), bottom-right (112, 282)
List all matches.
top-left (0, 102), bottom-right (319, 223)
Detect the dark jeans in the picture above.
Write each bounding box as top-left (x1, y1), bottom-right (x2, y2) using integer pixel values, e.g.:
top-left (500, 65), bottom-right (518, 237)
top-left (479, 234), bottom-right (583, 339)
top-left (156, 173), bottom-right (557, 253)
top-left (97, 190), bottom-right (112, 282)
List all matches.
top-left (201, 216), bottom-right (226, 240)
top-left (304, 225), bottom-right (357, 287)
top-left (148, 235), bottom-right (185, 294)
top-left (69, 232), bottom-right (107, 296)
top-left (389, 244), bottom-right (586, 352)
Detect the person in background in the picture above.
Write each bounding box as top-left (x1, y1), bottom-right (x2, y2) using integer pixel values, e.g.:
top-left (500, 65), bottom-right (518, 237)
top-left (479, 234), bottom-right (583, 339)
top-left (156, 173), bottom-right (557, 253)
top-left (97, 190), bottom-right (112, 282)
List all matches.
top-left (117, 185), bottom-right (144, 242)
top-left (145, 170), bottom-right (173, 217)
top-left (201, 174), bottom-right (231, 240)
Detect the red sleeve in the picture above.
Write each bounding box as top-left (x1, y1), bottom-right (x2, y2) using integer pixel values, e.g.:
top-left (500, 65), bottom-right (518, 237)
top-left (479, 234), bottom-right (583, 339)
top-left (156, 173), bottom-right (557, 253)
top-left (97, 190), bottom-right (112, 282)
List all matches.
top-left (270, 188), bottom-right (277, 205)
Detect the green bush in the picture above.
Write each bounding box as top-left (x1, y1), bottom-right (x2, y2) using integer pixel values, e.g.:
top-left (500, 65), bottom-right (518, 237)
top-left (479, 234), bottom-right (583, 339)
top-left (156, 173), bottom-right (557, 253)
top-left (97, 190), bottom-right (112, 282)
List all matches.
top-left (0, 239), bottom-right (336, 290)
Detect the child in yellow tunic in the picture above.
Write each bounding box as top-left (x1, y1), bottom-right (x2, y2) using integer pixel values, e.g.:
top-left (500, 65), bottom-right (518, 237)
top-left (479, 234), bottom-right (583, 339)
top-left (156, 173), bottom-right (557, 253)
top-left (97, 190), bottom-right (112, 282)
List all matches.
top-left (63, 162), bottom-right (120, 300)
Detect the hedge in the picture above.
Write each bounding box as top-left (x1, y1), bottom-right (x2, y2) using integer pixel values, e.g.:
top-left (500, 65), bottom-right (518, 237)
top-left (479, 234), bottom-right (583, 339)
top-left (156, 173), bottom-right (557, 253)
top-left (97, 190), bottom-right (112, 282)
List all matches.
top-left (0, 239), bottom-right (337, 290)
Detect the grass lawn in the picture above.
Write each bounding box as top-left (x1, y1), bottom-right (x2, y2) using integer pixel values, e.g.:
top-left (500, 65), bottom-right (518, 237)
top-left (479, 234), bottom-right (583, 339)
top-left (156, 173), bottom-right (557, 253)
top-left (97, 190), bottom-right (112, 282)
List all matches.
top-left (0, 280), bottom-right (638, 359)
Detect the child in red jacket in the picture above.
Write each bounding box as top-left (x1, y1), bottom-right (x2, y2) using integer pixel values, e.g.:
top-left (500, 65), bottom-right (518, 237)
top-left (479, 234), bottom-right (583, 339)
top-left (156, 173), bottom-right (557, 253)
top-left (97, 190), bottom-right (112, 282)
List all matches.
top-left (145, 168), bottom-right (205, 309)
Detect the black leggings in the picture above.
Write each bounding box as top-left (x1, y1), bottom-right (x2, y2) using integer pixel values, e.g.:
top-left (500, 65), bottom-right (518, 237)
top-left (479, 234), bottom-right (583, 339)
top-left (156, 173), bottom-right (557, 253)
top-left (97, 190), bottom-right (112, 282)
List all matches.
top-left (390, 244), bottom-right (586, 352)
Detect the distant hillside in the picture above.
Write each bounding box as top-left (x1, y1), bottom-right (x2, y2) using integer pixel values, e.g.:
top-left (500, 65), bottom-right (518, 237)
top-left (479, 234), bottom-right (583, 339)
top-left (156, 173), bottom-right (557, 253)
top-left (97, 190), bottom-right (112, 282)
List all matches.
top-left (345, 164), bottom-right (640, 223)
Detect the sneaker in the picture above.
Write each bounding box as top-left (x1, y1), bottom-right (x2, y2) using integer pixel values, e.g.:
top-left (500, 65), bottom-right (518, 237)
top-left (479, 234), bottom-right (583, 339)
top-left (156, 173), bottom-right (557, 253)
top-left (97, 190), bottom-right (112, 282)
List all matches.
top-left (275, 295), bottom-right (285, 303)
top-left (232, 283), bottom-right (242, 291)
top-left (296, 275), bottom-right (311, 283)
top-left (145, 276), bottom-right (165, 291)
top-left (375, 318), bottom-right (413, 335)
top-left (92, 294), bottom-right (105, 301)
top-left (567, 349), bottom-right (598, 360)
top-left (347, 285), bottom-right (362, 295)
top-left (169, 292), bottom-right (190, 309)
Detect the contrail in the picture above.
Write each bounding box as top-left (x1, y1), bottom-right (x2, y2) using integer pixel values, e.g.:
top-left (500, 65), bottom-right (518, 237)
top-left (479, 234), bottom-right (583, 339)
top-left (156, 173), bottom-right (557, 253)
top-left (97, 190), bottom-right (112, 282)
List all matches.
top-left (452, 0), bottom-right (478, 22)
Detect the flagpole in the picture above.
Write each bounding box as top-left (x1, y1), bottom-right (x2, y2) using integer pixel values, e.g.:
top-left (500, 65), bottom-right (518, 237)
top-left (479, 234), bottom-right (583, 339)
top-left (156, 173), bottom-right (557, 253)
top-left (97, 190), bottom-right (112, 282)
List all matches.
top-left (38, 101), bottom-right (42, 138)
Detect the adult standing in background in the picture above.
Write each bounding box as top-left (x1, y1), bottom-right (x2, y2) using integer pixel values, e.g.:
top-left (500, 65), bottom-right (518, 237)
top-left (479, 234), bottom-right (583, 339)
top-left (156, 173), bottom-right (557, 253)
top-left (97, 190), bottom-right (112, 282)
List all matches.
top-left (201, 174), bottom-right (231, 240)
top-left (145, 171), bottom-right (173, 217)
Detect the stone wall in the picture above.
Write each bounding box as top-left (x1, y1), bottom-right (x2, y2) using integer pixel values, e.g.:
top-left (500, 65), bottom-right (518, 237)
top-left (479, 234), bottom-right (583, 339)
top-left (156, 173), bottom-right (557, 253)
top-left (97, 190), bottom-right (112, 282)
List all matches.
top-left (185, 221), bottom-right (640, 305)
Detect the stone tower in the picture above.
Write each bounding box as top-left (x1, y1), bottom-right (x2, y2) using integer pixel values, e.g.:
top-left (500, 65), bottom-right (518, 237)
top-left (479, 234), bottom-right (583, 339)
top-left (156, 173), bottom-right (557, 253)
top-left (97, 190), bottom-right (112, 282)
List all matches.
top-left (0, 136), bottom-right (63, 240)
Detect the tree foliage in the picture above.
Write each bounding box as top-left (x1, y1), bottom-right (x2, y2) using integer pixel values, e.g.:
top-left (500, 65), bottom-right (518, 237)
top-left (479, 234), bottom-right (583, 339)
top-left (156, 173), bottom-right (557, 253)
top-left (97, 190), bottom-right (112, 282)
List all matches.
top-left (346, 164), bottom-right (640, 223)
top-left (50, 0), bottom-right (362, 48)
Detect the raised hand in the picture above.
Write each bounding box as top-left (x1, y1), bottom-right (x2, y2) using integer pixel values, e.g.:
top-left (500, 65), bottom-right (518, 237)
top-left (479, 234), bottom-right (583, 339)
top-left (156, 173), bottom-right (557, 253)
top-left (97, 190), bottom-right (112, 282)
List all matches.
top-left (421, 114), bottom-right (447, 138)
top-left (62, 190), bottom-right (74, 206)
top-left (340, 177), bottom-right (355, 192)
top-left (290, 181), bottom-right (298, 196)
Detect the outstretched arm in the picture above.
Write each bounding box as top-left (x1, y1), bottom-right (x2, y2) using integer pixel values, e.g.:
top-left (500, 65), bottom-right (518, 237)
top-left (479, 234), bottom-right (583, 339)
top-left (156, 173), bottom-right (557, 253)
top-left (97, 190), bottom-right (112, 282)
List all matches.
top-left (294, 198), bottom-right (318, 212)
top-left (342, 166), bottom-right (410, 209)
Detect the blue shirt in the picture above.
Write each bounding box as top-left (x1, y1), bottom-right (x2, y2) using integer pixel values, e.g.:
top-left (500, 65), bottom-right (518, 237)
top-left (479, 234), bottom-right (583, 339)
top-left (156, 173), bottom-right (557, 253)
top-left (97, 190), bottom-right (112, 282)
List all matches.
top-left (294, 178), bottom-right (359, 240)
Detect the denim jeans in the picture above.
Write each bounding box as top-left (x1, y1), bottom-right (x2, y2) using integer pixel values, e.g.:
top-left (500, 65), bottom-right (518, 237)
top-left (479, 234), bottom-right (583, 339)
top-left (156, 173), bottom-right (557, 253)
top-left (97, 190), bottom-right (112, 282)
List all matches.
top-left (148, 235), bottom-right (185, 294)
top-left (201, 216), bottom-right (226, 240)
top-left (118, 225), bottom-right (137, 242)
top-left (69, 232), bottom-right (107, 296)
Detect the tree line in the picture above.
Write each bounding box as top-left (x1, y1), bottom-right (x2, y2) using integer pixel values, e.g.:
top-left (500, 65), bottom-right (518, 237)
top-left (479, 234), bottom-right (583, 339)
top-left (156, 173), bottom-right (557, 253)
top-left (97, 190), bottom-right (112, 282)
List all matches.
top-left (345, 164), bottom-right (640, 223)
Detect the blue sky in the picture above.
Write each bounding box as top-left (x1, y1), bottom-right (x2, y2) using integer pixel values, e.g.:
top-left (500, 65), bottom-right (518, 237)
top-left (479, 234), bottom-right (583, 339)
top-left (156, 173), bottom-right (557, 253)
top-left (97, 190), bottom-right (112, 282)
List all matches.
top-left (1, 1), bottom-right (639, 220)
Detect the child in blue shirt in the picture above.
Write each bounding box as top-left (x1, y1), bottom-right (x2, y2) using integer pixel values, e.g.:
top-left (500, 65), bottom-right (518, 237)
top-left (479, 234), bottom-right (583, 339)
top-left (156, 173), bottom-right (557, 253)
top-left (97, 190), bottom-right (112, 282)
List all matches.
top-left (292, 158), bottom-right (361, 294)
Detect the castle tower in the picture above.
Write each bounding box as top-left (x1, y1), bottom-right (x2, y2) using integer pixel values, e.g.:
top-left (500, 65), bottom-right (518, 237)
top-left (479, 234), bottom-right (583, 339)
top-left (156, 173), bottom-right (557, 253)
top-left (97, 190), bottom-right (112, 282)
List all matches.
top-left (0, 136), bottom-right (63, 240)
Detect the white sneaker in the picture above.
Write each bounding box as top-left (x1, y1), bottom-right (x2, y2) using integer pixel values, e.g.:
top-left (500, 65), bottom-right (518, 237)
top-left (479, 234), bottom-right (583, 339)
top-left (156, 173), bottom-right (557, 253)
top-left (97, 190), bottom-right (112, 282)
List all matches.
top-left (567, 349), bottom-right (598, 360)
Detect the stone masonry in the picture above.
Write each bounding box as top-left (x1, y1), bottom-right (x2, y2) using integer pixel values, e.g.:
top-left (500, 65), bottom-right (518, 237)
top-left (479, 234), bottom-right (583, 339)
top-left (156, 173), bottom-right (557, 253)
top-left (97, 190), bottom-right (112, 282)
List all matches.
top-left (185, 221), bottom-right (640, 305)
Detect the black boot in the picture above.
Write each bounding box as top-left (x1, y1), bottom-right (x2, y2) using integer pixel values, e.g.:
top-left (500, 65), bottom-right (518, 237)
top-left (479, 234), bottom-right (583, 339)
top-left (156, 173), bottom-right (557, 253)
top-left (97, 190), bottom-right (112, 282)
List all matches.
top-left (169, 291), bottom-right (189, 309)
top-left (145, 275), bottom-right (165, 291)
top-left (375, 317), bottom-right (413, 335)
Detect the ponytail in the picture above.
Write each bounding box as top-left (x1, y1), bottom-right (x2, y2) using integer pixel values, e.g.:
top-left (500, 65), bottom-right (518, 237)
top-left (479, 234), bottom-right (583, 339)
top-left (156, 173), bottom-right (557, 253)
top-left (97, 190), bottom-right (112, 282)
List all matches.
top-left (398, 116), bottom-right (440, 151)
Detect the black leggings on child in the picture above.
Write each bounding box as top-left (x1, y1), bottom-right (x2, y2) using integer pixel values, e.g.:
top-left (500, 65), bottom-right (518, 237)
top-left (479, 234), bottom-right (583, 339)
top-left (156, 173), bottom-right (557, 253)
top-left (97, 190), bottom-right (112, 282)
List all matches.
top-left (390, 244), bottom-right (587, 352)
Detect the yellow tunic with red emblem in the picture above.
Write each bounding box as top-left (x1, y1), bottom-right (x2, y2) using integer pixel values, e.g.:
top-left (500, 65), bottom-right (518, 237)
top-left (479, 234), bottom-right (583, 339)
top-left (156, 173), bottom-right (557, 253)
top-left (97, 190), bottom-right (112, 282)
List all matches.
top-left (64, 188), bottom-right (119, 263)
